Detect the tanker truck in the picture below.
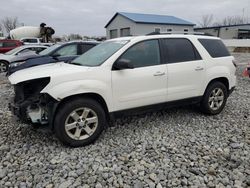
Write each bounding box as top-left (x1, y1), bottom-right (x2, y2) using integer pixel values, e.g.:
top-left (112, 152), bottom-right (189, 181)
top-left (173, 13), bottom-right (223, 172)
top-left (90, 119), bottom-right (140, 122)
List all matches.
top-left (9, 23), bottom-right (55, 44)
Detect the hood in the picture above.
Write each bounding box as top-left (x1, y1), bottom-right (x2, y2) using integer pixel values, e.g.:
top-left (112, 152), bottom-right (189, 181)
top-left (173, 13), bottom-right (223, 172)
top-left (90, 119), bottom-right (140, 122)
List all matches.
top-left (8, 62), bottom-right (91, 84)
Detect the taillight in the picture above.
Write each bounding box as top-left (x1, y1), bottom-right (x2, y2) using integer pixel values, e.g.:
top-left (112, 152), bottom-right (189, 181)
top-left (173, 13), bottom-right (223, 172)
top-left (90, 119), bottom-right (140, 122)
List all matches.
top-left (232, 60), bottom-right (237, 68)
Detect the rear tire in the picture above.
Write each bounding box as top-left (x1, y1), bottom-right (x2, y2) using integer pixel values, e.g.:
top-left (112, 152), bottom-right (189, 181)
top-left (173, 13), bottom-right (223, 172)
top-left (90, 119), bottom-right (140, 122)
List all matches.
top-left (0, 61), bottom-right (8, 73)
top-left (200, 81), bottom-right (228, 115)
top-left (54, 98), bottom-right (105, 147)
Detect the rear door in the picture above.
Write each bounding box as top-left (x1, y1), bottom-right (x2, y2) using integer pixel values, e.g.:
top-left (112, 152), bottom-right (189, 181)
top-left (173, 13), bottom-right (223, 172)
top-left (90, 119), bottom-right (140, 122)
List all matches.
top-left (112, 39), bottom-right (168, 111)
top-left (162, 38), bottom-right (205, 101)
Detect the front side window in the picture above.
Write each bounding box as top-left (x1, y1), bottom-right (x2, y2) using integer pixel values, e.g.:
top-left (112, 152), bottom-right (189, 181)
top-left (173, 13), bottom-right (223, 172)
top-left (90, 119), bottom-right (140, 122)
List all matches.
top-left (0, 42), bottom-right (3, 47)
top-left (118, 40), bottom-right (161, 68)
top-left (54, 44), bottom-right (77, 56)
top-left (163, 38), bottom-right (201, 63)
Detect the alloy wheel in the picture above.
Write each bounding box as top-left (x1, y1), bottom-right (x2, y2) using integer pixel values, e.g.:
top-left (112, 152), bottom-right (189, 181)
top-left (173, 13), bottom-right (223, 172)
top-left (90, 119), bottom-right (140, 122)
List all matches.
top-left (0, 62), bottom-right (7, 73)
top-left (208, 88), bottom-right (224, 111)
top-left (64, 107), bottom-right (98, 140)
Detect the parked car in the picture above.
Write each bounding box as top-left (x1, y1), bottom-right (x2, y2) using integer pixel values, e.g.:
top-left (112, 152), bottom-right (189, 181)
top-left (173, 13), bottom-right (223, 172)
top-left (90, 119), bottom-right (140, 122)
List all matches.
top-left (0, 45), bottom-right (47, 73)
top-left (20, 37), bottom-right (53, 46)
top-left (0, 39), bottom-right (22, 54)
top-left (8, 41), bottom-right (99, 75)
top-left (8, 34), bottom-right (236, 147)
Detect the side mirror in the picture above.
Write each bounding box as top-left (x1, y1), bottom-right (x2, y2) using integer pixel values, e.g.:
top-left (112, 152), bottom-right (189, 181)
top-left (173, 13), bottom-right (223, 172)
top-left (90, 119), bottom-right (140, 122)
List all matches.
top-left (113, 59), bottom-right (134, 70)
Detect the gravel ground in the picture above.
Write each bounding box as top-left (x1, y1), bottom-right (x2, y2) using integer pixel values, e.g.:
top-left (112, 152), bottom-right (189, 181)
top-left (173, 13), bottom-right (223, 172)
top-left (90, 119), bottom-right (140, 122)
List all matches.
top-left (0, 54), bottom-right (250, 188)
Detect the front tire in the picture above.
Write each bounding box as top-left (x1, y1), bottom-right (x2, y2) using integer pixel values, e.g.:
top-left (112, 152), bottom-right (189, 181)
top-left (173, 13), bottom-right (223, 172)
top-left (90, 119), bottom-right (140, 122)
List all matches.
top-left (200, 81), bottom-right (228, 115)
top-left (0, 61), bottom-right (8, 73)
top-left (54, 98), bottom-right (106, 147)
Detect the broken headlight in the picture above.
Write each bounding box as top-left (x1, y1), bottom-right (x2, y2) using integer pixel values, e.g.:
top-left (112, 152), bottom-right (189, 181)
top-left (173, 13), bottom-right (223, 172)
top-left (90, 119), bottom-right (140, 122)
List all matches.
top-left (9, 61), bottom-right (26, 68)
top-left (14, 77), bottom-right (50, 102)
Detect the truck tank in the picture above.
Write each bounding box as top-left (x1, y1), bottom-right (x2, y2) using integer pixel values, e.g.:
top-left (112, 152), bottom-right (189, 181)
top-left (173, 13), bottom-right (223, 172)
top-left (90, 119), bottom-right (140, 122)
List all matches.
top-left (10, 26), bottom-right (40, 40)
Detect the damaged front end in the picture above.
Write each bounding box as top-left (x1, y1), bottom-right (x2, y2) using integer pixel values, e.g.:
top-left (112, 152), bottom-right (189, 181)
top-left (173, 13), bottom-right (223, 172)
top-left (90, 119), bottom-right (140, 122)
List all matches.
top-left (9, 77), bottom-right (57, 125)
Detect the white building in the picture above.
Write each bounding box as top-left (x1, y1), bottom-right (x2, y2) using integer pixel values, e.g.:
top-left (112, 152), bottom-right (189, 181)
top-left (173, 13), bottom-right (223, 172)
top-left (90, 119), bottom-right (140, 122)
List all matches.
top-left (105, 12), bottom-right (195, 39)
top-left (194, 24), bottom-right (250, 39)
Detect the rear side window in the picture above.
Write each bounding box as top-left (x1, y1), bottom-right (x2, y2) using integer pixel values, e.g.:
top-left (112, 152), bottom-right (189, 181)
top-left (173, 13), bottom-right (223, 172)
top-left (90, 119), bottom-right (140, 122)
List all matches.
top-left (3, 42), bottom-right (16, 47)
top-left (163, 38), bottom-right (201, 63)
top-left (198, 39), bottom-right (230, 58)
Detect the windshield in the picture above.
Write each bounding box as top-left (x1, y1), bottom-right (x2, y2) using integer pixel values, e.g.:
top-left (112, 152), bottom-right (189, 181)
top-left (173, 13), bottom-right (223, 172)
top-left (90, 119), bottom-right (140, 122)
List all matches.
top-left (5, 46), bottom-right (23, 55)
top-left (39, 44), bottom-right (61, 55)
top-left (71, 40), bottom-right (129, 66)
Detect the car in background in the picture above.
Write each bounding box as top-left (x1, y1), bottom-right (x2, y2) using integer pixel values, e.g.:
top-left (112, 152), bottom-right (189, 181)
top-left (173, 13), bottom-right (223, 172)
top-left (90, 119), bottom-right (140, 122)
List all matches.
top-left (243, 64), bottom-right (250, 78)
top-left (20, 37), bottom-right (53, 46)
top-left (0, 39), bottom-right (23, 54)
top-left (0, 45), bottom-right (47, 73)
top-left (8, 41), bottom-right (99, 75)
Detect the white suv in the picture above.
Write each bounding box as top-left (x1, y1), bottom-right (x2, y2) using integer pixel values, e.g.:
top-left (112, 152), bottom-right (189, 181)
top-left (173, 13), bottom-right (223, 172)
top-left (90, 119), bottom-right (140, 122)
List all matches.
top-left (8, 34), bottom-right (236, 147)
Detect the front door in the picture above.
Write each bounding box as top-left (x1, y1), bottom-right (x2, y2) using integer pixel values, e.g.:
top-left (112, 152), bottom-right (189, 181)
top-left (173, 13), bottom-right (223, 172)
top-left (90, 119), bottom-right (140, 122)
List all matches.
top-left (112, 39), bottom-right (167, 111)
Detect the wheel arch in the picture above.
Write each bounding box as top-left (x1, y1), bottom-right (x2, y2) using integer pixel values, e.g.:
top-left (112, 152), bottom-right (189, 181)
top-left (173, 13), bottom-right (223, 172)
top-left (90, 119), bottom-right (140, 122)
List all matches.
top-left (50, 92), bottom-right (110, 130)
top-left (204, 77), bottom-right (229, 95)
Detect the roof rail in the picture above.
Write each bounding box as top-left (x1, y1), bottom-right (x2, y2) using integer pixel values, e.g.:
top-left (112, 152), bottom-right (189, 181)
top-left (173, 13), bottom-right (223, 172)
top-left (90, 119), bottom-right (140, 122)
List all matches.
top-left (146, 31), bottom-right (205, 36)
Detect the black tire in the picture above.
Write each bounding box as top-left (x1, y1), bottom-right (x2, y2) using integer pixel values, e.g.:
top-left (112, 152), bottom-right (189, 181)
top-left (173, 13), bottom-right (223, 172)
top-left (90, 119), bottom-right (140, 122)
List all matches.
top-left (200, 81), bottom-right (228, 115)
top-left (0, 61), bottom-right (8, 73)
top-left (54, 98), bottom-right (106, 147)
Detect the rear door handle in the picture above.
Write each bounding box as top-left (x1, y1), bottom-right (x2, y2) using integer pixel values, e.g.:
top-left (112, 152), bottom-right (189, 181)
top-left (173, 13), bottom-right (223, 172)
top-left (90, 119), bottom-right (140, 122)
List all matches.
top-left (195, 67), bottom-right (204, 71)
top-left (154, 72), bottom-right (165, 76)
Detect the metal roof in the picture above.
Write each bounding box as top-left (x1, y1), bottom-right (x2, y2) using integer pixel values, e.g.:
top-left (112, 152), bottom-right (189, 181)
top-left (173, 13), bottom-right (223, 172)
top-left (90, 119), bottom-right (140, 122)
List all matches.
top-left (105, 12), bottom-right (195, 28)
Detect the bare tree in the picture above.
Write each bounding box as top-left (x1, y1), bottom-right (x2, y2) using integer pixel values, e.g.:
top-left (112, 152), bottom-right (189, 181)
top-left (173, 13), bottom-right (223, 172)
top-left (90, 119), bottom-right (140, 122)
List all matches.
top-left (221, 15), bottom-right (248, 26)
top-left (199, 14), bottom-right (214, 27)
top-left (1, 17), bottom-right (19, 33)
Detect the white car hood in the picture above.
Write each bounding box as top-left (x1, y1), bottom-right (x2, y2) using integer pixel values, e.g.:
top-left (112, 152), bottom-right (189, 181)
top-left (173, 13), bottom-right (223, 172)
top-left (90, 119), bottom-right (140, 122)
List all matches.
top-left (8, 62), bottom-right (91, 84)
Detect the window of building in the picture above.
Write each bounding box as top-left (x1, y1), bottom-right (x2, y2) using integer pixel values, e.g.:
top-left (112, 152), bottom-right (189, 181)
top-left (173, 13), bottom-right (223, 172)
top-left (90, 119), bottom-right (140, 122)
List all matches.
top-left (154, 28), bottom-right (161, 33)
top-left (167, 29), bottom-right (172, 32)
top-left (198, 39), bottom-right (230, 58)
top-left (163, 38), bottom-right (201, 63)
top-left (184, 29), bottom-right (189, 32)
top-left (118, 40), bottom-right (161, 68)
top-left (120, 28), bottom-right (131, 37)
top-left (110, 29), bottom-right (118, 39)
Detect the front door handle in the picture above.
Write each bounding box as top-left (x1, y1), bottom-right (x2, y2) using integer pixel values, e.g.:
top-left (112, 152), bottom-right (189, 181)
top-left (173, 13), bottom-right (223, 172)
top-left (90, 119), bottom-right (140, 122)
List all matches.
top-left (195, 67), bottom-right (204, 71)
top-left (154, 72), bottom-right (165, 76)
